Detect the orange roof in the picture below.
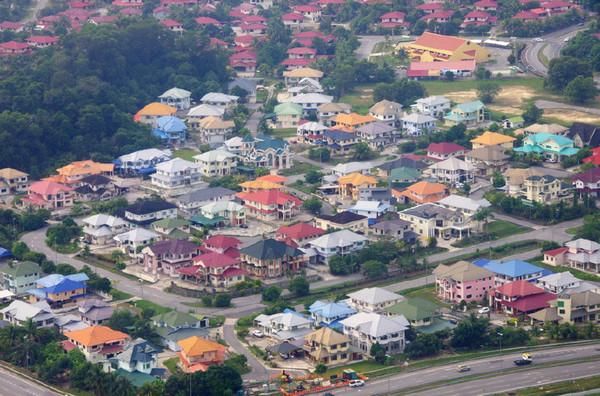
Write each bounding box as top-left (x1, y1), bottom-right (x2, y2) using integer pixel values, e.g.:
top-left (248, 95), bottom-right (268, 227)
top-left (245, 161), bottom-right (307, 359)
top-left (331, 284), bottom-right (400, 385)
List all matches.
top-left (57, 160), bottom-right (114, 177)
top-left (178, 336), bottom-right (226, 357)
top-left (411, 32), bottom-right (466, 53)
top-left (470, 131), bottom-right (516, 146)
top-left (256, 174), bottom-right (288, 184)
top-left (399, 181), bottom-right (447, 203)
top-left (65, 325), bottom-right (129, 347)
top-left (338, 172), bottom-right (377, 186)
top-left (240, 179), bottom-right (283, 190)
top-left (134, 102), bottom-right (177, 120)
top-left (333, 112), bottom-right (375, 127)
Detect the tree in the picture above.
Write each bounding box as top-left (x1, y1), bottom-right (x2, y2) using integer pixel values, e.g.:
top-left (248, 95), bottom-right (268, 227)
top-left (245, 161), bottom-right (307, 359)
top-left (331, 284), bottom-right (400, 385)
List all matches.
top-left (565, 76), bottom-right (598, 104)
top-left (444, 71), bottom-right (455, 81)
top-left (507, 53), bottom-right (516, 65)
top-left (522, 103), bottom-right (543, 124)
top-left (370, 342), bottom-right (386, 364)
top-left (262, 286), bottom-right (282, 302)
top-left (362, 260), bottom-right (387, 279)
top-left (373, 79), bottom-right (427, 107)
top-left (305, 169), bottom-right (323, 184)
top-left (303, 197), bottom-right (322, 214)
top-left (315, 363), bottom-right (327, 374)
top-left (405, 333), bottom-right (442, 359)
top-left (545, 56), bottom-right (593, 91)
top-left (475, 66), bottom-right (491, 80)
top-left (451, 314), bottom-right (489, 349)
top-left (492, 172), bottom-right (505, 188)
top-left (477, 81), bottom-right (501, 104)
top-left (255, 168), bottom-right (270, 177)
top-left (288, 276), bottom-right (310, 297)
top-left (308, 147), bottom-right (331, 162)
top-left (353, 142), bottom-right (375, 161)
top-left (214, 293), bottom-right (232, 307)
top-left (328, 255), bottom-right (356, 275)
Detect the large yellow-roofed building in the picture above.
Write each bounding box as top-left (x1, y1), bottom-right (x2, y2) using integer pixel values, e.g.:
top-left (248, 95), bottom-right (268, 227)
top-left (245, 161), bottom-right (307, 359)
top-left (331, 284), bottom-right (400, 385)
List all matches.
top-left (405, 32), bottom-right (490, 63)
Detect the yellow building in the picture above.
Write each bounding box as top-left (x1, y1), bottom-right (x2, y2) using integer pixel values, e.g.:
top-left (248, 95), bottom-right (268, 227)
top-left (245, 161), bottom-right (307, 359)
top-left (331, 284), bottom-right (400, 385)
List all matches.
top-left (304, 327), bottom-right (353, 367)
top-left (331, 113), bottom-right (376, 132)
top-left (134, 102), bottom-right (177, 125)
top-left (524, 175), bottom-right (569, 204)
top-left (470, 131), bottom-right (516, 150)
top-left (240, 179), bottom-right (283, 192)
top-left (338, 172), bottom-right (377, 200)
top-left (405, 32), bottom-right (490, 63)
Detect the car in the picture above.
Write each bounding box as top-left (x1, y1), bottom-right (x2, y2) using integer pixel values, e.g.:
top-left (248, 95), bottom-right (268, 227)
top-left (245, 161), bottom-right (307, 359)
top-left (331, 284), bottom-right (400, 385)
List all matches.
top-left (457, 365), bottom-right (471, 372)
top-left (563, 37), bottom-right (570, 42)
top-left (349, 380), bottom-right (365, 388)
top-left (478, 307), bottom-right (490, 314)
top-left (533, 37), bottom-right (544, 42)
top-left (514, 359), bottom-right (532, 366)
top-left (252, 330), bottom-right (264, 338)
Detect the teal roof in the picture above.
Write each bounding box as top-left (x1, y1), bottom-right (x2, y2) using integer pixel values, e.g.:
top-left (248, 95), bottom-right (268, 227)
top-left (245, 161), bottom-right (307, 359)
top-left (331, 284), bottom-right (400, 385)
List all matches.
top-left (559, 147), bottom-right (580, 156)
top-left (190, 215), bottom-right (226, 226)
top-left (454, 100), bottom-right (485, 113)
top-left (384, 298), bottom-right (437, 321)
top-left (274, 102), bottom-right (303, 116)
top-left (525, 133), bottom-right (575, 147)
top-left (389, 167), bottom-right (421, 181)
top-left (518, 133), bottom-right (579, 156)
top-left (444, 113), bottom-right (466, 122)
top-left (514, 145), bottom-right (543, 154)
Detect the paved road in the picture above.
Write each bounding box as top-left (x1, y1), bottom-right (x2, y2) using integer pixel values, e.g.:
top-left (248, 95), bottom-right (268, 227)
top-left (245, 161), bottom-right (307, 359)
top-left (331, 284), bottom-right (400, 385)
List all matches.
top-left (0, 366), bottom-right (60, 396)
top-left (224, 318), bottom-right (270, 382)
top-left (535, 99), bottom-right (600, 116)
top-left (356, 35), bottom-right (387, 60)
top-left (332, 342), bottom-right (600, 395)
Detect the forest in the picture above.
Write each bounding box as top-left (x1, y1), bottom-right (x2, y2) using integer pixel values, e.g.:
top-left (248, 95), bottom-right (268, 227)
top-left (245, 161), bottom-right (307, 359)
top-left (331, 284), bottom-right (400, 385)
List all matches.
top-left (0, 19), bottom-right (229, 177)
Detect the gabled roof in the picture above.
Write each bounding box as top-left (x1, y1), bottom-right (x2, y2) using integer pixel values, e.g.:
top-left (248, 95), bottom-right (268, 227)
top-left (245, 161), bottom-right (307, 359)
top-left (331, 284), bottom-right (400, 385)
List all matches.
top-left (159, 87), bottom-right (191, 99)
top-left (340, 312), bottom-right (409, 337)
top-left (118, 148), bottom-right (171, 163)
top-left (565, 238), bottom-right (600, 252)
top-left (309, 300), bottom-right (356, 319)
top-left (466, 145), bottom-right (509, 162)
top-left (277, 222), bottom-right (325, 240)
top-left (304, 327), bottom-right (350, 346)
top-left (283, 67), bottom-right (324, 78)
top-left (193, 252), bottom-right (239, 268)
top-left (433, 260), bottom-right (494, 282)
top-left (429, 157), bottom-right (474, 172)
top-left (384, 297), bottom-right (437, 320)
top-left (537, 271), bottom-right (580, 288)
top-left (194, 149), bottom-right (236, 163)
top-left (438, 194), bottom-right (490, 212)
top-left (338, 172), bottom-right (377, 186)
top-left (114, 228), bottom-right (159, 243)
top-left (65, 325), bottom-right (129, 347)
top-left (152, 311), bottom-right (202, 328)
top-left (411, 32), bottom-right (466, 52)
top-left (240, 179), bottom-right (282, 190)
top-left (427, 142), bottom-right (465, 155)
top-left (203, 234), bottom-right (241, 250)
top-left (29, 180), bottom-right (73, 195)
top-left (240, 238), bottom-right (304, 260)
top-left (125, 199), bottom-right (176, 215)
top-left (0, 168), bottom-right (28, 179)
top-left (573, 168), bottom-right (600, 184)
top-left (404, 181), bottom-right (446, 196)
top-left (236, 190), bottom-right (302, 207)
top-left (347, 287), bottom-right (403, 305)
top-left (369, 99), bottom-right (403, 116)
top-left (147, 239), bottom-right (199, 256)
top-left (177, 187), bottom-right (236, 205)
top-left (1, 261), bottom-right (40, 277)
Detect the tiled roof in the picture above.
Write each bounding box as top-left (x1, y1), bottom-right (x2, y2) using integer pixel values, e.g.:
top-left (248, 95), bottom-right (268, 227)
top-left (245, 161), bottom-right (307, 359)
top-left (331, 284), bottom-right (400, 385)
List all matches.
top-left (193, 252), bottom-right (238, 268)
top-left (495, 280), bottom-right (545, 297)
top-left (29, 180), bottom-right (73, 195)
top-left (240, 238), bottom-right (304, 260)
top-left (236, 190), bottom-right (302, 207)
top-left (427, 142), bottom-right (465, 155)
top-left (316, 211), bottom-right (366, 224)
top-left (203, 235), bottom-right (241, 250)
top-left (404, 181), bottom-right (446, 196)
top-left (240, 179), bottom-right (283, 190)
top-left (573, 168), bottom-right (600, 183)
top-left (277, 222), bottom-right (325, 240)
top-left (471, 131), bottom-right (516, 146)
top-left (433, 260), bottom-right (494, 282)
top-left (135, 102), bottom-right (176, 117)
top-left (543, 247), bottom-right (568, 257)
top-left (412, 32), bottom-right (465, 52)
top-left (178, 336), bottom-right (226, 356)
top-left (65, 325), bottom-right (128, 347)
top-left (338, 172), bottom-right (377, 186)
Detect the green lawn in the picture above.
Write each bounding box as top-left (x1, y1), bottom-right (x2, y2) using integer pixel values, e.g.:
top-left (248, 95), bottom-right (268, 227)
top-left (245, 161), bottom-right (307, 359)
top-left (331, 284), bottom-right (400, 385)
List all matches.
top-left (52, 243), bottom-right (80, 254)
top-left (566, 226), bottom-right (581, 235)
top-left (403, 285), bottom-right (449, 308)
top-left (421, 77), bottom-right (546, 96)
top-left (269, 128), bottom-right (297, 139)
top-left (209, 315), bottom-right (225, 327)
top-left (451, 220), bottom-right (530, 248)
top-left (110, 289), bottom-right (133, 301)
top-left (256, 89), bottom-right (268, 103)
top-left (163, 357), bottom-right (180, 374)
top-left (289, 180), bottom-right (317, 194)
top-left (174, 148), bottom-right (200, 161)
top-left (339, 85), bottom-right (377, 115)
top-left (132, 299), bottom-right (172, 315)
top-left (323, 360), bottom-right (386, 378)
top-left (438, 240), bottom-right (541, 265)
top-left (279, 162), bottom-right (320, 176)
top-left (508, 375), bottom-right (600, 396)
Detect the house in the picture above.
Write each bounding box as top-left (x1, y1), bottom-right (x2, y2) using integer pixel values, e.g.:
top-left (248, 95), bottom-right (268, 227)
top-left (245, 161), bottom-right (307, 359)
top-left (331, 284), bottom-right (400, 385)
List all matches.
top-left (177, 336), bottom-right (227, 373)
top-left (384, 298), bottom-right (437, 327)
top-left (480, 259), bottom-right (548, 286)
top-left (399, 203), bottom-right (475, 243)
top-left (74, 174), bottom-right (122, 202)
top-left (433, 261), bottom-right (494, 303)
top-left (151, 218), bottom-right (191, 240)
top-left (236, 190), bottom-right (301, 221)
top-left (181, 252), bottom-right (246, 288)
top-left (318, 102), bottom-right (351, 126)
top-left (186, 104), bottom-right (225, 124)
top-left (273, 102), bottom-right (303, 128)
top-left (293, 4), bottom-right (321, 21)
top-left (161, 18), bottom-right (185, 33)
top-left (254, 311), bottom-right (313, 339)
top-left (50, 160), bottom-right (114, 185)
top-left (536, 272), bottom-right (597, 295)
top-left (445, 100), bottom-right (486, 127)
top-left (369, 100), bottom-right (403, 126)
top-left (0, 168), bottom-right (29, 194)
top-left (566, 122), bottom-right (600, 148)
top-left (464, 145), bottom-right (510, 176)
top-left (437, 194), bottom-right (491, 216)
top-left (313, 211), bottom-right (369, 234)
top-left (524, 175), bottom-right (571, 204)
top-left (276, 223), bottom-right (325, 247)
top-left (142, 239), bottom-right (201, 277)
top-left (331, 113), bottom-right (376, 132)
top-left (200, 92), bottom-right (239, 108)
top-left (290, 93), bottom-right (334, 115)
top-left (347, 287), bottom-right (404, 313)
top-left (582, 147), bottom-right (600, 167)
top-left (240, 179), bottom-right (283, 192)
top-left (152, 116), bottom-right (187, 143)
top-left (22, 180), bottom-right (74, 210)
top-left (229, 78), bottom-right (259, 103)
top-left (282, 12), bottom-right (304, 28)
top-left (341, 312), bottom-right (408, 355)
top-left (283, 67), bottom-right (324, 86)
top-left (78, 299), bottom-right (113, 326)
top-left (396, 181), bottom-right (448, 205)
top-left (1, 261), bottom-right (41, 296)
top-left (514, 133), bottom-right (579, 162)
top-left (355, 122), bottom-right (399, 150)
top-left (322, 130), bottom-right (358, 155)
top-left (134, 102), bottom-right (177, 126)
top-left (370, 219), bottom-right (416, 243)
top-left (470, 131), bottom-right (516, 150)
top-left (234, 135), bottom-right (293, 169)
top-left (308, 229), bottom-right (368, 264)
top-left (490, 280), bottom-right (555, 316)
top-left (27, 273), bottom-right (88, 308)
top-left (554, 291), bottom-right (600, 324)
top-left (331, 162), bottom-right (375, 177)
top-left (547, 239), bottom-right (600, 274)
top-left (1, 300), bottom-right (55, 328)
top-left (426, 143), bottom-right (466, 161)
top-left (378, 157), bottom-right (427, 177)
top-left (193, 150), bottom-right (237, 178)
top-left (196, 117), bottom-right (236, 147)
top-left (308, 300), bottom-right (356, 328)
top-left (0, 41), bottom-right (31, 55)
top-left (112, 338), bottom-right (160, 382)
top-left (401, 113), bottom-right (437, 136)
top-left (405, 32), bottom-right (490, 62)
top-left (114, 228), bottom-right (160, 258)
top-left (427, 157), bottom-right (475, 185)
top-left (503, 168), bottom-right (546, 197)
top-left (63, 325), bottom-right (130, 363)
top-left (358, 187), bottom-right (394, 204)
top-left (303, 327), bottom-right (353, 367)
top-left (152, 311), bottom-right (210, 351)
top-left (159, 87), bottom-right (192, 110)
top-left (475, 0), bottom-right (497, 11)
top-left (176, 187), bottom-right (236, 215)
top-left (198, 201), bottom-right (246, 227)
top-left (421, 10), bottom-right (454, 24)
top-left (518, 123), bottom-right (568, 136)
top-left (503, 116), bottom-right (524, 129)
top-left (115, 148), bottom-right (172, 175)
top-left (229, 49), bottom-right (257, 76)
top-left (461, 10), bottom-right (496, 28)
top-left (82, 214), bottom-right (130, 245)
top-left (123, 199), bottom-right (177, 225)
top-left (411, 96), bottom-right (451, 118)
top-left (407, 60), bottom-right (477, 80)
top-left (379, 11), bottom-right (407, 29)
top-left (572, 168), bottom-right (600, 198)
top-left (348, 200), bottom-right (391, 223)
top-left (297, 121), bottom-right (328, 144)
top-left (287, 77), bottom-right (323, 97)
top-left (338, 173), bottom-right (377, 201)
top-left (150, 158), bottom-right (203, 191)
top-left (240, 239), bottom-right (306, 278)
top-left (287, 46), bottom-right (317, 60)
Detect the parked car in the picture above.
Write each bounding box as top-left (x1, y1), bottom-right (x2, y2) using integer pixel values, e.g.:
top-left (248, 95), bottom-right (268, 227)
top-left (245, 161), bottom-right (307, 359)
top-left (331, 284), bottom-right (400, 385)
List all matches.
top-left (533, 37), bottom-right (544, 42)
top-left (457, 365), bottom-right (471, 372)
top-left (514, 359), bottom-right (532, 366)
top-left (252, 330), bottom-right (264, 338)
top-left (478, 307), bottom-right (490, 314)
top-left (349, 380), bottom-right (365, 388)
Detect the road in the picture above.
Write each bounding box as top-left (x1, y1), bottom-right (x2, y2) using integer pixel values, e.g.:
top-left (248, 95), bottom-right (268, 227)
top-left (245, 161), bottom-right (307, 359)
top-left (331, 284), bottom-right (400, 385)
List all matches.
top-left (332, 342), bottom-right (600, 395)
top-left (0, 366), bottom-right (60, 396)
top-left (356, 35), bottom-right (387, 60)
top-left (535, 99), bottom-right (600, 116)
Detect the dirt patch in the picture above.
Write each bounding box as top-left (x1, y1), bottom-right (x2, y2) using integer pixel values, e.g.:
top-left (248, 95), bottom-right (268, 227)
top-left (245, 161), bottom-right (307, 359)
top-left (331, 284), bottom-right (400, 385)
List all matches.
top-left (542, 109), bottom-right (600, 124)
top-left (444, 86), bottom-right (537, 115)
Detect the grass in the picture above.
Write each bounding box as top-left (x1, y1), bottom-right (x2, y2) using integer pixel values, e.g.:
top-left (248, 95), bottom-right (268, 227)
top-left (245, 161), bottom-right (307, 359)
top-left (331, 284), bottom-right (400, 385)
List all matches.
top-left (163, 357), bottom-right (180, 375)
top-left (436, 240), bottom-right (542, 265)
top-left (256, 89), bottom-right (268, 103)
top-left (339, 85), bottom-right (377, 115)
top-left (403, 285), bottom-right (449, 308)
top-left (451, 220), bottom-right (531, 248)
top-left (289, 180), bottom-right (317, 194)
top-left (131, 299), bottom-right (172, 315)
top-left (77, 253), bottom-right (140, 281)
top-left (52, 243), bottom-right (80, 254)
top-left (537, 44), bottom-right (550, 68)
top-left (279, 162), bottom-right (320, 176)
top-left (174, 148), bottom-right (200, 161)
top-left (566, 226), bottom-right (581, 235)
top-left (505, 375), bottom-right (600, 396)
top-left (110, 289), bottom-right (133, 301)
top-left (209, 315), bottom-right (225, 327)
top-left (420, 77), bottom-right (546, 96)
top-left (269, 128), bottom-right (297, 138)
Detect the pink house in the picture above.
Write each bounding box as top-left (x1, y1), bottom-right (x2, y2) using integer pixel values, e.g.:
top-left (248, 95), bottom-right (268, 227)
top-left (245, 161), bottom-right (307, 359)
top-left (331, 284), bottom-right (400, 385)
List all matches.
top-left (433, 261), bottom-right (494, 303)
top-left (22, 181), bottom-right (74, 210)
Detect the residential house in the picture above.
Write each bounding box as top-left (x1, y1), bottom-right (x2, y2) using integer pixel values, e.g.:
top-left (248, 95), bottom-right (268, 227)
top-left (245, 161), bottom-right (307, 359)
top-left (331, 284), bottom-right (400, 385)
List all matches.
top-left (566, 122), bottom-right (600, 148)
top-left (503, 116), bottom-right (524, 129)
top-left (276, 222), bottom-right (325, 248)
top-left (405, 32), bottom-right (490, 62)
top-left (152, 311), bottom-right (210, 351)
top-left (545, 239), bottom-right (600, 274)
top-left (0, 168), bottom-right (29, 194)
top-left (384, 298), bottom-right (437, 327)
top-left (198, 201), bottom-right (246, 227)
top-left (113, 228), bottom-right (160, 258)
top-left (524, 175), bottom-right (571, 204)
top-left (427, 157), bottom-right (475, 185)
top-left (396, 181), bottom-right (448, 205)
top-left (51, 160), bottom-right (114, 185)
top-left (518, 123), bottom-right (568, 136)
top-left (78, 299), bottom-right (113, 326)
top-left (283, 67), bottom-right (324, 86)
top-left (239, 179), bottom-right (283, 192)
top-left (490, 280), bottom-right (555, 316)
top-left (461, 10), bottom-right (496, 28)
top-left (193, 150), bottom-right (237, 178)
top-left (407, 60), bottom-right (477, 80)
top-left (293, 4), bottom-right (321, 21)
top-left (273, 102), bottom-right (303, 128)
top-left (200, 92), bottom-right (239, 109)
top-left (142, 239), bottom-right (200, 277)
top-left (313, 211), bottom-right (369, 234)
top-left (338, 173), bottom-right (377, 200)
top-left (370, 219), bottom-right (417, 243)
top-left (303, 327), bottom-right (353, 367)
top-left (348, 200), bottom-right (391, 223)
top-left (196, 117), bottom-right (236, 147)
top-left (123, 199), bottom-right (177, 225)
top-left (536, 272), bottom-right (597, 295)
top-left (290, 93), bottom-right (333, 115)
top-left (433, 260), bottom-right (494, 303)
top-left (464, 145), bottom-right (510, 176)
top-left (186, 104), bottom-right (225, 127)
top-left (1, 261), bottom-right (41, 296)
top-left (503, 168), bottom-right (546, 197)
top-left (398, 203), bottom-right (475, 243)
top-left (151, 218), bottom-right (191, 240)
top-left (1, 300), bottom-right (55, 328)
top-left (28, 273), bottom-right (88, 308)
top-left (74, 174), bottom-right (123, 202)
top-left (236, 135), bottom-right (294, 170)
top-left (445, 100), bottom-right (486, 126)
top-left (479, 259), bottom-right (548, 286)
top-left (427, 143), bottom-right (466, 161)
top-left (347, 287), bottom-right (404, 313)
top-left (239, 239), bottom-right (306, 278)
top-left (229, 49), bottom-right (257, 76)
top-left (331, 161), bottom-right (375, 177)
top-left (150, 158), bottom-right (203, 191)
top-left (514, 133), bottom-right (579, 162)
top-left (322, 130), bottom-right (358, 155)
top-left (296, 121), bottom-right (328, 144)
top-left (470, 131), bottom-right (516, 150)
top-left (411, 96), bottom-right (451, 118)
top-left (254, 311), bottom-right (313, 339)
top-left (355, 122), bottom-right (400, 150)
top-left (308, 229), bottom-right (368, 264)
top-left (572, 168), bottom-right (600, 198)
top-left (113, 338), bottom-right (160, 381)
top-left (378, 156), bottom-right (427, 177)
top-left (63, 325), bottom-right (130, 363)
top-left (308, 300), bottom-right (356, 328)
top-left (369, 100), bottom-right (403, 126)
top-left (317, 102), bottom-right (351, 126)
top-left (134, 102), bottom-right (177, 126)
top-left (554, 291), bottom-right (600, 324)
top-left (82, 214), bottom-right (129, 245)
top-left (475, 0), bottom-right (497, 11)
top-left (358, 187), bottom-right (394, 204)
top-left (287, 78), bottom-right (324, 97)
top-left (181, 252), bottom-right (246, 288)
top-left (228, 78), bottom-right (259, 104)
top-left (115, 148), bottom-right (172, 175)
top-left (401, 113), bottom-right (437, 136)
top-left (379, 11), bottom-right (407, 29)
top-left (236, 190), bottom-right (302, 221)
top-left (22, 180), bottom-right (74, 210)
top-left (437, 194), bottom-right (491, 217)
top-left (341, 312), bottom-right (408, 355)
top-left (331, 113), bottom-right (376, 132)
top-left (159, 87), bottom-right (192, 110)
top-left (176, 187), bottom-right (236, 215)
top-left (177, 336), bottom-right (227, 373)
top-left (152, 116), bottom-right (187, 143)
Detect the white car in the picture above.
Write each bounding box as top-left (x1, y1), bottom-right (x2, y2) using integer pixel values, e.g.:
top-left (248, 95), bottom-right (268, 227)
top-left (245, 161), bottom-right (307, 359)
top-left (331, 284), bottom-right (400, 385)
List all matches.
top-left (252, 330), bottom-right (264, 338)
top-left (478, 307), bottom-right (490, 314)
top-left (349, 380), bottom-right (365, 388)
top-left (533, 37), bottom-right (544, 42)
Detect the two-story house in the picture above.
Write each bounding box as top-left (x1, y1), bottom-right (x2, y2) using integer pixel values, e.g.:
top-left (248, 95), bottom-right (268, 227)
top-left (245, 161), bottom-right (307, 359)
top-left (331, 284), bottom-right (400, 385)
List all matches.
top-left (400, 113), bottom-right (437, 136)
top-left (152, 311), bottom-right (210, 351)
top-left (113, 338), bottom-right (160, 379)
top-left (142, 239), bottom-right (201, 278)
top-left (369, 100), bottom-right (403, 126)
top-left (177, 336), bottom-right (227, 373)
top-left (445, 100), bottom-right (486, 127)
top-left (123, 200), bottom-right (178, 226)
top-left (313, 211), bottom-right (369, 234)
top-left (478, 259), bottom-right (548, 286)
top-left (236, 190), bottom-right (302, 221)
top-left (396, 181), bottom-right (448, 205)
top-left (308, 229), bottom-right (368, 264)
top-left (554, 291), bottom-right (600, 324)
top-left (1, 261), bottom-right (41, 295)
top-left (304, 327), bottom-right (353, 367)
top-left (78, 299), bottom-right (113, 326)
top-left (524, 175), bottom-right (571, 204)
top-left (410, 96), bottom-right (451, 118)
top-left (150, 158), bottom-right (203, 191)
top-left (398, 203), bottom-right (474, 243)
top-left (426, 143), bottom-right (466, 161)
top-left (28, 273), bottom-right (88, 308)
top-left (276, 222), bottom-right (325, 248)
top-left (193, 150), bottom-right (237, 178)
top-left (176, 187), bottom-right (236, 216)
top-left (347, 287), bottom-right (405, 313)
top-left (490, 280), bottom-right (554, 317)
top-left (308, 300), bottom-right (356, 328)
top-left (464, 145), bottom-right (510, 177)
top-left (159, 87), bottom-right (192, 110)
top-left (470, 131), bottom-right (516, 150)
top-left (113, 228), bottom-right (160, 258)
top-left (1, 300), bottom-right (55, 328)
top-left (0, 168), bottom-right (29, 194)
top-left (254, 310), bottom-right (313, 339)
top-left (338, 173), bottom-right (378, 201)
top-left (427, 157), bottom-right (475, 185)
top-left (115, 148), bottom-right (172, 176)
top-left (514, 133), bottom-right (579, 162)
top-left (22, 180), bottom-right (74, 210)
top-left (199, 201), bottom-right (246, 227)
top-left (181, 252), bottom-right (246, 289)
top-left (341, 312), bottom-right (409, 355)
top-left (433, 261), bottom-right (494, 303)
top-left (196, 117), bottom-right (236, 148)
top-left (82, 214), bottom-right (130, 245)
top-left (64, 325), bottom-right (130, 364)
top-left (355, 122), bottom-right (400, 150)
top-left (543, 239), bottom-right (600, 274)
top-left (572, 168), bottom-right (600, 199)
top-left (239, 239), bottom-right (306, 278)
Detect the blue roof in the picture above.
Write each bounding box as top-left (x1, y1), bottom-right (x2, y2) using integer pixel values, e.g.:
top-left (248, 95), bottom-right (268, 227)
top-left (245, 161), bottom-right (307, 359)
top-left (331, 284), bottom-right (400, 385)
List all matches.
top-left (45, 278), bottom-right (85, 294)
top-left (525, 133), bottom-right (574, 147)
top-left (0, 247), bottom-right (11, 258)
top-left (482, 260), bottom-right (549, 278)
top-left (36, 273), bottom-right (89, 288)
top-left (324, 130), bottom-right (356, 142)
top-left (309, 300), bottom-right (356, 319)
top-left (472, 258), bottom-right (490, 267)
top-left (255, 135), bottom-right (287, 152)
top-left (156, 116), bottom-right (187, 133)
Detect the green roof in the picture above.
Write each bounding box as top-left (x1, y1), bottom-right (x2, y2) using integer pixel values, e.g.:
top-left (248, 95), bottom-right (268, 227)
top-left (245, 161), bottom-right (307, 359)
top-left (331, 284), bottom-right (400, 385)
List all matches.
top-left (384, 298), bottom-right (437, 321)
top-left (274, 102), bottom-right (303, 116)
top-left (508, 116), bottom-right (524, 123)
top-left (2, 261), bottom-right (41, 277)
top-left (190, 214), bottom-right (226, 226)
top-left (152, 311), bottom-right (203, 327)
top-left (389, 167), bottom-right (421, 182)
top-left (151, 218), bottom-right (190, 229)
top-left (114, 369), bottom-right (157, 387)
top-left (455, 100), bottom-right (485, 113)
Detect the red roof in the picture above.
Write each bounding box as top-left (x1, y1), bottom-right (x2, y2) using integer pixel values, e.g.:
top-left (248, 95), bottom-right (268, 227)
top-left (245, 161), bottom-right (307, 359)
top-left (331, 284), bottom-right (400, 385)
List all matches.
top-left (416, 2), bottom-right (443, 10)
top-left (408, 59), bottom-right (476, 73)
top-left (210, 37), bottom-right (228, 47)
top-left (203, 235), bottom-right (241, 250)
top-left (0, 41), bottom-right (30, 50)
top-left (422, 10), bottom-right (454, 20)
top-left (236, 190), bottom-right (302, 207)
top-left (119, 7), bottom-right (143, 15)
top-left (474, 0), bottom-right (497, 7)
top-left (541, 0), bottom-right (570, 8)
top-left (294, 4), bottom-right (319, 12)
top-left (240, 15), bottom-right (267, 23)
top-left (573, 167), bottom-right (600, 183)
top-left (282, 12), bottom-right (304, 21)
top-left (495, 280), bottom-right (545, 298)
top-left (281, 58), bottom-right (314, 67)
top-left (195, 16), bottom-right (221, 25)
top-left (277, 222), bottom-right (325, 240)
top-left (380, 11), bottom-right (405, 20)
top-left (318, 0), bottom-right (345, 4)
top-left (241, 22), bottom-right (267, 31)
top-left (0, 21), bottom-right (23, 30)
top-left (287, 47), bottom-right (317, 55)
top-left (222, 267), bottom-right (247, 278)
top-left (465, 10), bottom-right (491, 19)
top-left (502, 292), bottom-right (555, 313)
top-left (230, 49), bottom-right (257, 61)
top-left (178, 266), bottom-right (200, 276)
top-left (413, 32), bottom-right (466, 53)
top-left (27, 35), bottom-right (59, 44)
top-left (514, 10), bottom-right (540, 19)
top-left (29, 180), bottom-right (73, 195)
top-left (294, 31), bottom-right (325, 39)
top-left (113, 0), bottom-right (144, 7)
top-left (161, 19), bottom-right (182, 27)
top-left (427, 142), bottom-right (465, 155)
top-left (543, 247), bottom-right (568, 257)
top-left (89, 15), bottom-right (118, 24)
top-left (193, 252), bottom-right (239, 268)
